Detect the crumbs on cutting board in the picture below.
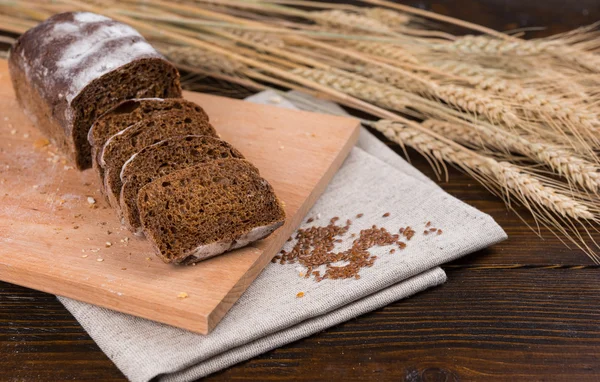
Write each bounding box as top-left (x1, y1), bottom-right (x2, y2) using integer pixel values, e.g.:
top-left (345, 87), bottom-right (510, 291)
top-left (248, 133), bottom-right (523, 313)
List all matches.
top-left (177, 292), bottom-right (189, 299)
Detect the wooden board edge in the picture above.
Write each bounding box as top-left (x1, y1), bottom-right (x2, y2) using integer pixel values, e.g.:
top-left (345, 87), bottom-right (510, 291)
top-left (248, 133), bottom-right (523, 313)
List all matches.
top-left (205, 119), bottom-right (361, 333)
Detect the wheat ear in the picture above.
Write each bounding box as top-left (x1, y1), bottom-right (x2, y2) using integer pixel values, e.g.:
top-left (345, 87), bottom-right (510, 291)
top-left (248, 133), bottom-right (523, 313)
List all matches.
top-left (310, 9), bottom-right (393, 34)
top-left (422, 119), bottom-right (600, 192)
top-left (438, 35), bottom-right (600, 73)
top-left (346, 41), bottom-right (420, 64)
top-left (373, 120), bottom-right (595, 222)
top-left (429, 60), bottom-right (600, 149)
top-left (362, 7), bottom-right (410, 27)
top-left (161, 45), bottom-right (246, 74)
top-left (348, 64), bottom-right (522, 127)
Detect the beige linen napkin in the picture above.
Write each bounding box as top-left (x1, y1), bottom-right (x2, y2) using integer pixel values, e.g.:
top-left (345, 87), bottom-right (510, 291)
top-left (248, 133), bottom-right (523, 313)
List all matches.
top-left (57, 91), bottom-right (506, 382)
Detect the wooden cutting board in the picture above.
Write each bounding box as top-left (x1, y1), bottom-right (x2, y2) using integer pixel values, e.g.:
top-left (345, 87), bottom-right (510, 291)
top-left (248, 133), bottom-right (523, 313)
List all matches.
top-left (0, 60), bottom-right (359, 334)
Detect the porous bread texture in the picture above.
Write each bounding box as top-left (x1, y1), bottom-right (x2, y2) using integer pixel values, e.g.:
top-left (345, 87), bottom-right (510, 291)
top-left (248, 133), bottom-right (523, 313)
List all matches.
top-left (9, 12), bottom-right (181, 169)
top-left (137, 158), bottom-right (286, 264)
top-left (119, 135), bottom-right (245, 235)
top-left (89, 98), bottom-right (209, 175)
top-left (99, 110), bottom-right (217, 210)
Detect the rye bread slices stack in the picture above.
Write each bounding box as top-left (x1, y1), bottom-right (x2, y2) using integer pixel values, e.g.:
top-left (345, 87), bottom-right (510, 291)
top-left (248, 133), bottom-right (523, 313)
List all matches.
top-left (11, 12), bottom-right (285, 265)
top-left (91, 98), bottom-right (285, 264)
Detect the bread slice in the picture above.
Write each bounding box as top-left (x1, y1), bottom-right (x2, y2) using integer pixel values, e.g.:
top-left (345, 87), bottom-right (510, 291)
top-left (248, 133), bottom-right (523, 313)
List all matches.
top-left (99, 110), bottom-right (217, 209)
top-left (88, 98), bottom-right (209, 176)
top-left (9, 12), bottom-right (181, 169)
top-left (137, 158), bottom-right (286, 264)
top-left (119, 135), bottom-right (245, 235)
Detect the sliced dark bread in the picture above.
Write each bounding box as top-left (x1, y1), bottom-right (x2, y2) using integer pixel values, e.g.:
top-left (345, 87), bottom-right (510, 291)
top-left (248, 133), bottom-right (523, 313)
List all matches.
top-left (88, 98), bottom-right (209, 176)
top-left (137, 158), bottom-right (286, 264)
top-left (99, 111), bottom-right (217, 209)
top-left (119, 135), bottom-right (245, 235)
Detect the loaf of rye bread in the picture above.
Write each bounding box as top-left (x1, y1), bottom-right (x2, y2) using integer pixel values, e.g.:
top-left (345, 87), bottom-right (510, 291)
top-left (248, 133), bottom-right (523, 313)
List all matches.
top-left (137, 158), bottom-right (286, 264)
top-left (119, 135), bottom-right (245, 235)
top-left (89, 98), bottom-right (210, 176)
top-left (9, 12), bottom-right (182, 169)
top-left (99, 110), bottom-right (217, 209)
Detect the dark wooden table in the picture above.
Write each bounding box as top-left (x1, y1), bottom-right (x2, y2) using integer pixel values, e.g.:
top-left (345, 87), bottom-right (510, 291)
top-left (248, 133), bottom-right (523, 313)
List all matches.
top-left (2, 1), bottom-right (600, 381)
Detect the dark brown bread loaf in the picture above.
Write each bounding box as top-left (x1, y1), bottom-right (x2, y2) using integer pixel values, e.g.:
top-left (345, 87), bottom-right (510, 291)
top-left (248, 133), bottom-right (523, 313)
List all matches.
top-left (119, 135), bottom-right (245, 235)
top-left (9, 12), bottom-right (182, 169)
top-left (89, 98), bottom-right (209, 175)
top-left (137, 158), bottom-right (286, 264)
top-left (100, 110), bottom-right (217, 209)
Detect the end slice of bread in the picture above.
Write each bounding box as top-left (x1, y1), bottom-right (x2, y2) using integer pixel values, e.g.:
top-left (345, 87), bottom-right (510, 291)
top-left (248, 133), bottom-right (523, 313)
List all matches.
top-left (120, 135), bottom-right (245, 235)
top-left (89, 98), bottom-right (209, 178)
top-left (137, 158), bottom-right (286, 264)
top-left (99, 110), bottom-right (217, 211)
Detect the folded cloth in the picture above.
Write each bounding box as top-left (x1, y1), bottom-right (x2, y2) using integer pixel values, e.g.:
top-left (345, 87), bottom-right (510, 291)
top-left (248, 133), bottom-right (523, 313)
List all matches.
top-left (58, 91), bottom-right (506, 382)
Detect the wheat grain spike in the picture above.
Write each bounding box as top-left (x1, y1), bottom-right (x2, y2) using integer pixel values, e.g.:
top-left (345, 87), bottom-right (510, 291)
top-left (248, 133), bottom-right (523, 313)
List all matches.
top-left (227, 29), bottom-right (285, 48)
top-left (374, 120), bottom-right (595, 221)
top-left (347, 41), bottom-right (419, 64)
top-left (423, 119), bottom-right (600, 192)
top-left (363, 7), bottom-right (410, 27)
top-left (436, 35), bottom-right (550, 55)
top-left (311, 9), bottom-right (392, 33)
top-left (160, 45), bottom-right (245, 74)
top-left (433, 84), bottom-right (520, 127)
top-left (292, 68), bottom-right (410, 111)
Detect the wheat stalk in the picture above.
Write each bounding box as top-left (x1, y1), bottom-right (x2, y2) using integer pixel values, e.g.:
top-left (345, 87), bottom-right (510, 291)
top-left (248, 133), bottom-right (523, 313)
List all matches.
top-left (422, 119), bottom-right (600, 192)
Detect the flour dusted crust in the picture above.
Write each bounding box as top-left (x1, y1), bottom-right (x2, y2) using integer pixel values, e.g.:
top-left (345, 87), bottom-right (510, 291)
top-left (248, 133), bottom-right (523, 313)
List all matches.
top-left (9, 12), bottom-right (182, 169)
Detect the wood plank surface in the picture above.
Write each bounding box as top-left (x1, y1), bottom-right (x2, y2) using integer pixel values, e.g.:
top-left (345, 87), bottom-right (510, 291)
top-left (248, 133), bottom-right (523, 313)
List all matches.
top-left (2, 267), bottom-right (599, 381)
top-left (0, 59), bottom-right (359, 335)
top-left (2, 0), bottom-right (600, 381)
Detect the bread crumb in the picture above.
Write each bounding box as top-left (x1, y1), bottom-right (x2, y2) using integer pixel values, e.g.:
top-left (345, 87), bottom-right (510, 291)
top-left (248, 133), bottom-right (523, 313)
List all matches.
top-left (177, 292), bottom-right (189, 299)
top-left (105, 241), bottom-right (112, 247)
top-left (269, 95), bottom-right (282, 104)
top-left (145, 257), bottom-right (152, 261)
top-left (32, 185), bottom-right (39, 189)
top-left (10, 129), bottom-right (16, 135)
top-left (87, 196), bottom-right (96, 205)
top-left (90, 248), bottom-right (100, 253)
top-left (63, 165), bottom-right (73, 171)
top-left (96, 258), bottom-right (104, 262)
top-left (33, 138), bottom-right (50, 149)
top-left (81, 254), bottom-right (88, 258)
top-left (296, 291), bottom-right (305, 298)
